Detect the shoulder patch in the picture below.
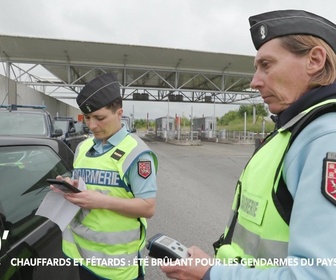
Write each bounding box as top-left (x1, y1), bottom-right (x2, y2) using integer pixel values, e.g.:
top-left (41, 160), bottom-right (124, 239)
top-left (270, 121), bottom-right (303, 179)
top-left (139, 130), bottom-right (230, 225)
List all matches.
top-left (138, 161), bottom-right (152, 179)
top-left (322, 152), bottom-right (336, 206)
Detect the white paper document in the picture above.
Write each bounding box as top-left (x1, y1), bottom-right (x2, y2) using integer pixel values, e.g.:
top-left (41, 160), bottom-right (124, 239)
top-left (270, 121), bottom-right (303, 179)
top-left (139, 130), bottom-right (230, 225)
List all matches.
top-left (36, 177), bottom-right (86, 231)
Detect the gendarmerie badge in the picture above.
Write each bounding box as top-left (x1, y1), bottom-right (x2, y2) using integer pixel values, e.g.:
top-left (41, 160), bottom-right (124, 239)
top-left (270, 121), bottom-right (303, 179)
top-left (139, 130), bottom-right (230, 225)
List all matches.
top-left (138, 161), bottom-right (151, 179)
top-left (259, 24), bottom-right (267, 40)
top-left (322, 152), bottom-right (336, 206)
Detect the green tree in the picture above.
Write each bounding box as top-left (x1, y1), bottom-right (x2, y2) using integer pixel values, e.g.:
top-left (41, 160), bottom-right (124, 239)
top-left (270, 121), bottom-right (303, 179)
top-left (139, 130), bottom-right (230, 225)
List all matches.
top-left (237, 104), bottom-right (268, 118)
top-left (217, 104), bottom-right (273, 132)
top-left (254, 104), bottom-right (268, 117)
top-left (134, 119), bottom-right (146, 128)
top-left (218, 110), bottom-right (240, 125)
top-left (238, 104), bottom-right (252, 117)
top-left (180, 116), bottom-right (190, 127)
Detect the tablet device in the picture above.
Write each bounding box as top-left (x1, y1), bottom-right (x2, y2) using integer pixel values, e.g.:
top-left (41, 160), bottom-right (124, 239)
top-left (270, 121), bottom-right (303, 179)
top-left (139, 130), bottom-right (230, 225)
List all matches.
top-left (46, 179), bottom-right (81, 193)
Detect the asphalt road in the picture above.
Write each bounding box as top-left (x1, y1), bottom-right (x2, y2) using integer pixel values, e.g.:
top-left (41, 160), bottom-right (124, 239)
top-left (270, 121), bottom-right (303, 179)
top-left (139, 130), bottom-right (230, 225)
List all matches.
top-left (141, 137), bottom-right (254, 279)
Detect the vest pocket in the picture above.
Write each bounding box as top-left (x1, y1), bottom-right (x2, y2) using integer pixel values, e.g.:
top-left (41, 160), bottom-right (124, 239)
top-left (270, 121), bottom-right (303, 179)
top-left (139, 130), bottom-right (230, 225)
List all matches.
top-left (238, 190), bottom-right (267, 225)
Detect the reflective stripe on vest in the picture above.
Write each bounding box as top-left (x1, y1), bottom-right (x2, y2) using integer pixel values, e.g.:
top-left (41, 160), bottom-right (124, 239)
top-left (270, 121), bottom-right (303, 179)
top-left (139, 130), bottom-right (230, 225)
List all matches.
top-left (63, 228), bottom-right (145, 269)
top-left (63, 220), bottom-right (141, 245)
top-left (232, 223), bottom-right (288, 259)
top-left (216, 99), bottom-right (336, 267)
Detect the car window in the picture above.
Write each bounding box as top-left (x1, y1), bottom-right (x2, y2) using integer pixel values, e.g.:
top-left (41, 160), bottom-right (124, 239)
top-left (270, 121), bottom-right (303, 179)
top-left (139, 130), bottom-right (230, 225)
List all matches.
top-left (0, 112), bottom-right (47, 136)
top-left (74, 122), bottom-right (83, 133)
top-left (0, 145), bottom-right (70, 245)
top-left (54, 120), bottom-right (68, 133)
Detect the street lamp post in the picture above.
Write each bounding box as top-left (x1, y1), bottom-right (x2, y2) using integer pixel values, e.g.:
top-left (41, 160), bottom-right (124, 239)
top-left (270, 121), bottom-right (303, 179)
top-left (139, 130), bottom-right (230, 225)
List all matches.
top-left (190, 106), bottom-right (193, 141)
top-left (213, 93), bottom-right (216, 139)
top-left (166, 93), bottom-right (170, 141)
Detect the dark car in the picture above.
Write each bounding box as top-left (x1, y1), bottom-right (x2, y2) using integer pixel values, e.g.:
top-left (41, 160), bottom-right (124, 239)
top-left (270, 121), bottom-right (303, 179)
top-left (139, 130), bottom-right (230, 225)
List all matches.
top-left (0, 136), bottom-right (79, 280)
top-left (54, 116), bottom-right (89, 152)
top-left (0, 104), bottom-right (63, 139)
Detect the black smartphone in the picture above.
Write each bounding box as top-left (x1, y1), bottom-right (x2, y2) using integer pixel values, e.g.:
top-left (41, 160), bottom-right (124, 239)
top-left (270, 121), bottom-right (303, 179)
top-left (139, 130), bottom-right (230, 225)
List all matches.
top-left (46, 179), bottom-right (81, 193)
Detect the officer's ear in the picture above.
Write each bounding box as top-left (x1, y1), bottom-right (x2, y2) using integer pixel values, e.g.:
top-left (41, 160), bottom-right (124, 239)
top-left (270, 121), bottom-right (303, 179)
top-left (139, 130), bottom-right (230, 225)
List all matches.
top-left (117, 108), bottom-right (123, 118)
top-left (306, 46), bottom-right (327, 75)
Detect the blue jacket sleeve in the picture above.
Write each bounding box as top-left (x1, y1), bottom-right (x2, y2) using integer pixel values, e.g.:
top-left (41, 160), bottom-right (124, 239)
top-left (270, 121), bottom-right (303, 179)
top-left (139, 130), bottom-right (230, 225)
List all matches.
top-left (209, 113), bottom-right (336, 279)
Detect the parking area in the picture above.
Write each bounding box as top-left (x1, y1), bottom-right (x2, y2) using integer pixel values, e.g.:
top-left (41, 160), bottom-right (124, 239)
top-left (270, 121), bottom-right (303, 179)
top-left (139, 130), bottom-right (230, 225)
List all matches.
top-left (144, 139), bottom-right (254, 279)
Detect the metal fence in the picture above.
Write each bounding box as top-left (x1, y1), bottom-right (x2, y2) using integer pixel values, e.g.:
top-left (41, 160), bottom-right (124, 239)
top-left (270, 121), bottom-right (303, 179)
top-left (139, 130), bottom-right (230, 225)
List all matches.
top-left (155, 129), bottom-right (265, 144)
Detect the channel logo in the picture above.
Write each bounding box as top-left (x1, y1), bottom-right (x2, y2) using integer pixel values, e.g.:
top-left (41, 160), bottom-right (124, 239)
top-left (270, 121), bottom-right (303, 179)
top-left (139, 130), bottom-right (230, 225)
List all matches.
top-left (0, 230), bottom-right (9, 251)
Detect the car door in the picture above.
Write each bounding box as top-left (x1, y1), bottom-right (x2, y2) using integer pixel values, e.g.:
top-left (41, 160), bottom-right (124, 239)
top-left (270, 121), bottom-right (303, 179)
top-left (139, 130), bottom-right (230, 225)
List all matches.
top-left (0, 143), bottom-right (79, 280)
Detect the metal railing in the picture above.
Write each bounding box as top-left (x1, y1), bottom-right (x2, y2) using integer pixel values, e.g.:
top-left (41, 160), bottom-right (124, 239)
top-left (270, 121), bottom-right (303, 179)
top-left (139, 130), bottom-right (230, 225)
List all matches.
top-left (153, 129), bottom-right (266, 144)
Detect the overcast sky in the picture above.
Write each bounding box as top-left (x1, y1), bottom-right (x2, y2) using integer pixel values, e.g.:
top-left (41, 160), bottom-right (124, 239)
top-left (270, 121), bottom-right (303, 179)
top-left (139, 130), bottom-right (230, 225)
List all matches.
top-left (1, 0), bottom-right (335, 119)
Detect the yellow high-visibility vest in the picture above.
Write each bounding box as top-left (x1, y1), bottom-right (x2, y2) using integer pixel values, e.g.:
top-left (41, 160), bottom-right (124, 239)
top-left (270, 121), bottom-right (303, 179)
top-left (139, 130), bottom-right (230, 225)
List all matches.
top-left (215, 99), bottom-right (336, 268)
top-left (63, 134), bottom-right (158, 279)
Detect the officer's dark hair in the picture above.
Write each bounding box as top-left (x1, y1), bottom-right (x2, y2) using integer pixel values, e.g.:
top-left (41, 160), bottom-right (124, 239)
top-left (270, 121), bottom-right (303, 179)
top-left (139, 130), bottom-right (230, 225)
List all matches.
top-left (106, 97), bottom-right (122, 113)
top-left (280, 35), bottom-right (336, 86)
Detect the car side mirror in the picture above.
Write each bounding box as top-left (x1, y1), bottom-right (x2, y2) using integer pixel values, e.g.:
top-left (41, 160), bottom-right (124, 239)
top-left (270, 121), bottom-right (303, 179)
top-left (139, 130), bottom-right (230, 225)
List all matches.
top-left (83, 127), bottom-right (90, 134)
top-left (52, 128), bottom-right (63, 137)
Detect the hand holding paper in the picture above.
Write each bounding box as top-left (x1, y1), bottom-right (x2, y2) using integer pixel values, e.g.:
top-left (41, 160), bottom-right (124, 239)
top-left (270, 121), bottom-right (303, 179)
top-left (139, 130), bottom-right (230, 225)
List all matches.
top-left (36, 177), bottom-right (87, 231)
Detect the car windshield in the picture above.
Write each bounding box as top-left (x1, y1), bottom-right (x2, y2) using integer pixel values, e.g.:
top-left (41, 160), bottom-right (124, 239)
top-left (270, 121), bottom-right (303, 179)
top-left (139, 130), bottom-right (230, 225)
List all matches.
top-left (0, 145), bottom-right (70, 240)
top-left (0, 112), bottom-right (47, 136)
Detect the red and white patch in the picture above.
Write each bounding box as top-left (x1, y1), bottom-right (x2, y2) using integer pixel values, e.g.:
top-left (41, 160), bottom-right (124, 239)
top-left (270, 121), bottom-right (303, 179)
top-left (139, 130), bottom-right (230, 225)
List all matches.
top-left (138, 161), bottom-right (152, 179)
top-left (322, 160), bottom-right (336, 205)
